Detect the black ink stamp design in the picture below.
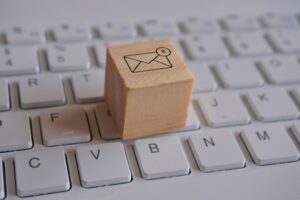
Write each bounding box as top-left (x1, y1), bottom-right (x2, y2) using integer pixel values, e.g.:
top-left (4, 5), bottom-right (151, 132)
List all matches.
top-left (124, 47), bottom-right (172, 73)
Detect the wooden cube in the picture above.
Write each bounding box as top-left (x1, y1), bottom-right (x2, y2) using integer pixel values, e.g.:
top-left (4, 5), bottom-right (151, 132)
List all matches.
top-left (105, 39), bottom-right (194, 139)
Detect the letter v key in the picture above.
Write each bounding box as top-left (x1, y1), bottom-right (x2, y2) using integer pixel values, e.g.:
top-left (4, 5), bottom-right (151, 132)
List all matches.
top-left (90, 149), bottom-right (100, 160)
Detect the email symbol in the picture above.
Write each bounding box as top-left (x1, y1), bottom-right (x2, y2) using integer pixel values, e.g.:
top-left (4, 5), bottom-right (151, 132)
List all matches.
top-left (124, 47), bottom-right (173, 73)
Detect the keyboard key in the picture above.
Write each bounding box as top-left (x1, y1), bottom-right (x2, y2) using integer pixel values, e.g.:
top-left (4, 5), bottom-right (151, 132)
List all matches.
top-left (183, 34), bottom-right (229, 60)
top-left (198, 92), bottom-right (251, 127)
top-left (189, 130), bottom-right (245, 172)
top-left (0, 158), bottom-right (4, 199)
top-left (95, 104), bottom-right (120, 140)
top-left (40, 107), bottom-right (91, 146)
top-left (15, 149), bottom-right (70, 197)
top-left (258, 56), bottom-right (300, 85)
top-left (221, 15), bottom-right (260, 30)
top-left (225, 32), bottom-right (272, 56)
top-left (215, 59), bottom-right (264, 89)
top-left (5, 26), bottom-right (45, 44)
top-left (246, 89), bottom-right (299, 122)
top-left (134, 137), bottom-right (189, 180)
top-left (292, 87), bottom-right (300, 106)
top-left (72, 70), bottom-right (104, 103)
top-left (19, 74), bottom-right (66, 108)
top-left (260, 13), bottom-right (299, 28)
top-left (46, 43), bottom-right (90, 72)
top-left (187, 61), bottom-right (218, 92)
top-left (0, 46), bottom-right (39, 76)
top-left (180, 17), bottom-right (220, 33)
top-left (94, 40), bottom-right (132, 67)
top-left (139, 19), bottom-right (178, 36)
top-left (267, 29), bottom-right (300, 53)
top-left (98, 22), bottom-right (136, 39)
top-left (242, 125), bottom-right (299, 165)
top-left (51, 24), bottom-right (92, 42)
top-left (0, 79), bottom-right (10, 111)
top-left (76, 143), bottom-right (131, 188)
top-left (291, 122), bottom-right (300, 144)
top-left (0, 112), bottom-right (32, 152)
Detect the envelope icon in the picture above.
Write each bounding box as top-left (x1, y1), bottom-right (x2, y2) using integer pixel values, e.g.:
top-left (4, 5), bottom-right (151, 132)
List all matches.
top-left (124, 47), bottom-right (173, 73)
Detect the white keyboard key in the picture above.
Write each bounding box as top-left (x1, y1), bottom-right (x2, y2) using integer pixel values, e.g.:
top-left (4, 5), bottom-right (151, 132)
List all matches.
top-left (5, 26), bottom-right (45, 44)
top-left (98, 22), bottom-right (136, 39)
top-left (15, 149), bottom-right (70, 197)
top-left (225, 32), bottom-right (272, 56)
top-left (260, 13), bottom-right (299, 28)
top-left (40, 107), bottom-right (91, 146)
top-left (215, 59), bottom-right (264, 89)
top-left (292, 87), bottom-right (300, 106)
top-left (0, 112), bottom-right (32, 152)
top-left (0, 79), bottom-right (10, 111)
top-left (140, 19), bottom-right (178, 36)
top-left (291, 121), bottom-right (300, 144)
top-left (183, 35), bottom-right (229, 60)
top-left (258, 56), bottom-right (300, 85)
top-left (134, 137), bottom-right (189, 180)
top-left (19, 74), bottom-right (66, 108)
top-left (189, 130), bottom-right (245, 172)
top-left (187, 61), bottom-right (217, 92)
top-left (198, 92), bottom-right (251, 127)
top-left (247, 89), bottom-right (299, 122)
top-left (221, 15), bottom-right (260, 30)
top-left (51, 24), bottom-right (92, 42)
top-left (72, 70), bottom-right (104, 103)
top-left (76, 143), bottom-right (131, 188)
top-left (95, 104), bottom-right (120, 140)
top-left (267, 29), bottom-right (300, 53)
top-left (46, 43), bottom-right (90, 72)
top-left (94, 40), bottom-right (131, 67)
top-left (0, 46), bottom-right (39, 76)
top-left (242, 125), bottom-right (299, 165)
top-left (180, 18), bottom-right (220, 33)
top-left (0, 158), bottom-right (4, 199)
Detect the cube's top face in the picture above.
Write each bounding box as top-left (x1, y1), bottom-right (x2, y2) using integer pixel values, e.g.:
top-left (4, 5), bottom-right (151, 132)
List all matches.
top-left (107, 39), bottom-right (194, 89)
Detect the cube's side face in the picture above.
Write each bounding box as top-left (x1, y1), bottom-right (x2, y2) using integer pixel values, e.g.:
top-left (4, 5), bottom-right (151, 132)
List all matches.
top-left (104, 52), bottom-right (127, 133)
top-left (122, 79), bottom-right (194, 139)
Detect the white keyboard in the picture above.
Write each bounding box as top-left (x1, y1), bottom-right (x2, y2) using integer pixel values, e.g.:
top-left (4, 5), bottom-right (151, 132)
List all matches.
top-left (1, 9), bottom-right (300, 200)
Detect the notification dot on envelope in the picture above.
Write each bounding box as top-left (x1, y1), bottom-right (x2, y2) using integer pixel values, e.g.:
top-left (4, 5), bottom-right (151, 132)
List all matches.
top-left (104, 39), bottom-right (194, 139)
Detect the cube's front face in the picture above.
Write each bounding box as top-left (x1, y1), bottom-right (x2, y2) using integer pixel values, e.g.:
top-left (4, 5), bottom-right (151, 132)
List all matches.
top-left (123, 81), bottom-right (194, 139)
top-left (105, 39), bottom-right (194, 139)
